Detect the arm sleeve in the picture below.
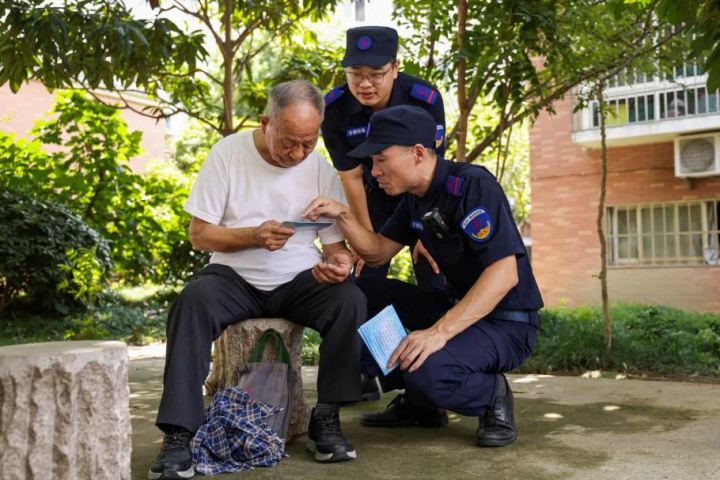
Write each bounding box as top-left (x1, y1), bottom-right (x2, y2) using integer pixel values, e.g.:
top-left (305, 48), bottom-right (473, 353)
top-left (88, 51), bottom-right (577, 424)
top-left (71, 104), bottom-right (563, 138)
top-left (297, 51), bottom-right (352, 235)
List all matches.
top-left (183, 145), bottom-right (228, 225)
top-left (460, 178), bottom-right (526, 269)
top-left (321, 110), bottom-right (361, 172)
top-left (378, 196), bottom-right (417, 247)
top-left (317, 157), bottom-right (350, 246)
top-left (430, 90), bottom-right (447, 157)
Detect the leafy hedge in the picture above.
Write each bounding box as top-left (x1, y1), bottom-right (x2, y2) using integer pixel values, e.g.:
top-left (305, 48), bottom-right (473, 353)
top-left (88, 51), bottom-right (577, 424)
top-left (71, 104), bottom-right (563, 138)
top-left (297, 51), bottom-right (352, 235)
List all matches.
top-left (521, 304), bottom-right (720, 377)
top-left (0, 91), bottom-right (209, 285)
top-left (0, 187), bottom-right (112, 314)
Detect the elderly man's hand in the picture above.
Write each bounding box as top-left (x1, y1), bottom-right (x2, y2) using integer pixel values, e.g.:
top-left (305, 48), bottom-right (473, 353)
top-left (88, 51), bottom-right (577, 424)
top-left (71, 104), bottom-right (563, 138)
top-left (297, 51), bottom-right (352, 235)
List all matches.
top-left (254, 220), bottom-right (296, 251)
top-left (388, 327), bottom-right (449, 373)
top-left (303, 196), bottom-right (349, 221)
top-left (312, 253), bottom-right (353, 284)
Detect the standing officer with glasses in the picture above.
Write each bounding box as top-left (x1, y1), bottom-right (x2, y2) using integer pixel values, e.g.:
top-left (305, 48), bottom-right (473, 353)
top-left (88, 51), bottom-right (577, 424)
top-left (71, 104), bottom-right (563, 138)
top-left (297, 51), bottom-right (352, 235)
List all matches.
top-left (322, 26), bottom-right (447, 401)
top-left (323, 26), bottom-right (446, 285)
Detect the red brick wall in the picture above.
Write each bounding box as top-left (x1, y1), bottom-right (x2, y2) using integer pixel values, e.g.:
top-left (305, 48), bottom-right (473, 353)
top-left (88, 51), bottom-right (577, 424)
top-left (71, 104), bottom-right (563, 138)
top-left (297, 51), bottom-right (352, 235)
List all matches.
top-left (530, 97), bottom-right (720, 312)
top-left (0, 81), bottom-right (166, 173)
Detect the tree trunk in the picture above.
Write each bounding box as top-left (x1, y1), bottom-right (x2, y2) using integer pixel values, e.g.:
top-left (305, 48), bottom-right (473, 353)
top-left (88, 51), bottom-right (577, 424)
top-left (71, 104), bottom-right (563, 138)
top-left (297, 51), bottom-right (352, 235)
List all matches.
top-left (596, 83), bottom-right (612, 349)
top-left (221, 0), bottom-right (234, 137)
top-left (456, 0), bottom-right (469, 162)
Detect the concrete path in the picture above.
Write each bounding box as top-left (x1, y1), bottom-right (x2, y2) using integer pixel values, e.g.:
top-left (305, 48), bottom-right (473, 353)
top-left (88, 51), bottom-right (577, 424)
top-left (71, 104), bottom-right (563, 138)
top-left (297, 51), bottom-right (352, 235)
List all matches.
top-left (128, 346), bottom-right (720, 480)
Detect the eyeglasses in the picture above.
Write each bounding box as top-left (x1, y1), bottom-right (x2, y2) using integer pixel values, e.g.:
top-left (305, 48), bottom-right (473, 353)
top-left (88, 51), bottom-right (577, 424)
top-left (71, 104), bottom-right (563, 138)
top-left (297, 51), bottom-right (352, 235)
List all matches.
top-left (345, 67), bottom-right (393, 86)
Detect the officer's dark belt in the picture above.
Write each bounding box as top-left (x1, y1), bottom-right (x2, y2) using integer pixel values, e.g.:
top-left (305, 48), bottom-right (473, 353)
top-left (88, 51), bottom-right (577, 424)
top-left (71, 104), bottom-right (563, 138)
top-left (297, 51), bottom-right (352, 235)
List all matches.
top-left (486, 309), bottom-right (537, 325)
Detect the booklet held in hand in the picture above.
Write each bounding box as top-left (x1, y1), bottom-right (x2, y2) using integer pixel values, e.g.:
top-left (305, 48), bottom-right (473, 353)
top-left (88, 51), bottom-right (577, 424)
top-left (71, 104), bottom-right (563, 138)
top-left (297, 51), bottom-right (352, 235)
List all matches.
top-left (358, 305), bottom-right (407, 376)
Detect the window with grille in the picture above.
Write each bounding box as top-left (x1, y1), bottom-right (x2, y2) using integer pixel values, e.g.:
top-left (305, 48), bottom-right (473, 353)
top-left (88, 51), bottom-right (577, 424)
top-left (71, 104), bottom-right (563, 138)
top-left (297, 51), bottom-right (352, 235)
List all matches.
top-left (606, 200), bottom-right (720, 266)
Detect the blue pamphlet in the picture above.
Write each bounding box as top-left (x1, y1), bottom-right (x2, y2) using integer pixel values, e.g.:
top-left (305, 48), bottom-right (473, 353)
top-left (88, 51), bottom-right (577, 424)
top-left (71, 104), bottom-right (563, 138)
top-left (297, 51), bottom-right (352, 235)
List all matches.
top-left (357, 305), bottom-right (407, 376)
top-left (280, 221), bottom-right (332, 231)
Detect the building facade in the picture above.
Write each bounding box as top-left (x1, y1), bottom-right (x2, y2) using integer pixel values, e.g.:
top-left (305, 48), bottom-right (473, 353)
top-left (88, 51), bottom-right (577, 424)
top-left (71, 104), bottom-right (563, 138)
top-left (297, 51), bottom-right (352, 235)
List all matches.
top-left (530, 65), bottom-right (720, 312)
top-left (0, 81), bottom-right (168, 173)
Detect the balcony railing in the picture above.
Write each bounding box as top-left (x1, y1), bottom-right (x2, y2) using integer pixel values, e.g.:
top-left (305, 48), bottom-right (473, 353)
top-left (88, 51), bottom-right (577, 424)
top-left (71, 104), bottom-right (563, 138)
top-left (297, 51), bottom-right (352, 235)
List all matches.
top-left (572, 70), bottom-right (719, 134)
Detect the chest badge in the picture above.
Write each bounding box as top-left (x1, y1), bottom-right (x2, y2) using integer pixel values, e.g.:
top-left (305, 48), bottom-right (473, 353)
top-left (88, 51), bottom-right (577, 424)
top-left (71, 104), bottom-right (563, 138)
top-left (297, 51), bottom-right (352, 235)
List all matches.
top-left (410, 219), bottom-right (424, 231)
top-left (461, 207), bottom-right (493, 242)
top-left (346, 126), bottom-right (367, 137)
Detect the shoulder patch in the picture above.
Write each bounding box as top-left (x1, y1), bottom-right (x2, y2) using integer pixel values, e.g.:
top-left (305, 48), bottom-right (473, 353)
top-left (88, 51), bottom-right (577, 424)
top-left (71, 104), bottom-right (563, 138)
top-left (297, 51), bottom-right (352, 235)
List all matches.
top-left (461, 207), bottom-right (493, 243)
top-left (324, 87), bottom-right (344, 107)
top-left (435, 124), bottom-right (445, 149)
top-left (410, 83), bottom-right (439, 105)
top-left (445, 175), bottom-right (465, 196)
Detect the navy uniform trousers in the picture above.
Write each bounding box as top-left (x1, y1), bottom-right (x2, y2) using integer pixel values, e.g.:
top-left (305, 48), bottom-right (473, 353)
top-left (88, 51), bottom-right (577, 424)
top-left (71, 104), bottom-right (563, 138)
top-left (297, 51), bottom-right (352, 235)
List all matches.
top-left (360, 190), bottom-right (445, 290)
top-left (156, 264), bottom-right (367, 433)
top-left (356, 276), bottom-right (538, 417)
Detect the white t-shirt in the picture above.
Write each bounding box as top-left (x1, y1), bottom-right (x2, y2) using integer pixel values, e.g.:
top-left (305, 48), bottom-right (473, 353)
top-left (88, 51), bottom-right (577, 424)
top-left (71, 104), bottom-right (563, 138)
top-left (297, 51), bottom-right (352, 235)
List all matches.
top-left (184, 130), bottom-right (347, 291)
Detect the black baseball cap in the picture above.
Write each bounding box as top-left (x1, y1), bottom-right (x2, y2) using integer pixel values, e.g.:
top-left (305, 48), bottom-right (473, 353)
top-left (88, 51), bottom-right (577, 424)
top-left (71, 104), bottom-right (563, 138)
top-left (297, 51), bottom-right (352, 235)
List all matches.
top-left (348, 105), bottom-right (436, 158)
top-left (341, 26), bottom-right (399, 68)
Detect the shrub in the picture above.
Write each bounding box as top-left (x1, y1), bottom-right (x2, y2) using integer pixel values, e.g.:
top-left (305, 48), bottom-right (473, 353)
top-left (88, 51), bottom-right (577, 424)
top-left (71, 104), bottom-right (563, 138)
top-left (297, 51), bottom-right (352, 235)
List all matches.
top-left (0, 91), bottom-right (208, 285)
top-left (0, 188), bottom-right (112, 315)
top-left (388, 246), bottom-right (416, 284)
top-left (302, 328), bottom-right (321, 365)
top-left (521, 303), bottom-right (720, 376)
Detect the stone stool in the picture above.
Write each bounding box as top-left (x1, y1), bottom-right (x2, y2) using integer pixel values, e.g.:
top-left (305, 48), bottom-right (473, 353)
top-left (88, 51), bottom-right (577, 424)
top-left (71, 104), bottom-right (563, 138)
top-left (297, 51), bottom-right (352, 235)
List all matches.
top-left (0, 341), bottom-right (130, 480)
top-left (204, 319), bottom-right (311, 438)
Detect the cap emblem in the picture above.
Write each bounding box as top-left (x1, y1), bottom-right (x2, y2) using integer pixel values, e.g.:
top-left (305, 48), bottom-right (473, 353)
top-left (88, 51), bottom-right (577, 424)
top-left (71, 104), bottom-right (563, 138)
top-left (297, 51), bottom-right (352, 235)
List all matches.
top-left (358, 36), bottom-right (372, 50)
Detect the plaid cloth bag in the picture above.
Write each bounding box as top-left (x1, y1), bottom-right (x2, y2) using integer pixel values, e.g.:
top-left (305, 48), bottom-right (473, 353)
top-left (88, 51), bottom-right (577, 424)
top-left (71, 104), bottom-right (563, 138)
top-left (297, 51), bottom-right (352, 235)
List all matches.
top-left (191, 387), bottom-right (286, 475)
top-left (235, 328), bottom-right (297, 441)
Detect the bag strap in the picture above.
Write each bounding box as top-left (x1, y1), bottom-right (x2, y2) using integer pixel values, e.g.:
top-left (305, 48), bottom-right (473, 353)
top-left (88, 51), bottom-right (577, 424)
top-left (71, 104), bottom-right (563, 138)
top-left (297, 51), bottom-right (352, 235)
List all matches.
top-left (248, 328), bottom-right (291, 365)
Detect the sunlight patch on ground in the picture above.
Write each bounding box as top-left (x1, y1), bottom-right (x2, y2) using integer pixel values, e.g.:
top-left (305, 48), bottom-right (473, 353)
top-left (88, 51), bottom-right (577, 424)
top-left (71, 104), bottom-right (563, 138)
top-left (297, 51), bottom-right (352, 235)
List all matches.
top-left (513, 374), bottom-right (555, 384)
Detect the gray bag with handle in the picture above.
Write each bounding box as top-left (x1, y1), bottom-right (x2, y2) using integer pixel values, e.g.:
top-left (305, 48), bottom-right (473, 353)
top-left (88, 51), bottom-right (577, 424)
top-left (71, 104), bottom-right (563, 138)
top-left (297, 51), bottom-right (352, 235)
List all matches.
top-left (236, 329), bottom-right (297, 440)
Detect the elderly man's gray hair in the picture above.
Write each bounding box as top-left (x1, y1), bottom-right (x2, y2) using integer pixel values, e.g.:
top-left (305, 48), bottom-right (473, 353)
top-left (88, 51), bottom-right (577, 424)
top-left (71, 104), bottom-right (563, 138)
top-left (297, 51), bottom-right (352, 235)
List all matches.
top-left (267, 80), bottom-right (325, 120)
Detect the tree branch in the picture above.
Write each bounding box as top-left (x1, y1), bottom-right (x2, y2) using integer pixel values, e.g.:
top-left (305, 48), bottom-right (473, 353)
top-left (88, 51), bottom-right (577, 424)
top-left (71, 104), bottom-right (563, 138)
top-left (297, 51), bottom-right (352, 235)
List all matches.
top-left (171, 0), bottom-right (224, 49)
top-left (464, 23), bottom-right (688, 163)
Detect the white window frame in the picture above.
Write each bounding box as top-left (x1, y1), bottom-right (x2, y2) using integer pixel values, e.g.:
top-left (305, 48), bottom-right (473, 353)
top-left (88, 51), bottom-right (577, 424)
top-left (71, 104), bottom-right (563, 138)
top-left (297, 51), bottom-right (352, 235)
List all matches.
top-left (606, 200), bottom-right (720, 267)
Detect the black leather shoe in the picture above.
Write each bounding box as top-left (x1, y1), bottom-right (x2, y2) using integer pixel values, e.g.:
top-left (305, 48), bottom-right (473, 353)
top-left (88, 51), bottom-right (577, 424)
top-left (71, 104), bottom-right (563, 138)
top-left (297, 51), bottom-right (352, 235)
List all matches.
top-left (477, 374), bottom-right (517, 447)
top-left (148, 427), bottom-right (195, 479)
top-left (307, 406), bottom-right (356, 463)
top-left (361, 374), bottom-right (381, 402)
top-left (360, 393), bottom-right (448, 428)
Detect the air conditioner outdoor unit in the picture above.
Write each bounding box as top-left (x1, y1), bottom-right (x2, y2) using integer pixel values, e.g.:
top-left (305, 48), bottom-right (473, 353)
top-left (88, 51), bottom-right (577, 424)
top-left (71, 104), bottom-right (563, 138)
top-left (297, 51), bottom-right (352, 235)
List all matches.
top-left (674, 134), bottom-right (720, 178)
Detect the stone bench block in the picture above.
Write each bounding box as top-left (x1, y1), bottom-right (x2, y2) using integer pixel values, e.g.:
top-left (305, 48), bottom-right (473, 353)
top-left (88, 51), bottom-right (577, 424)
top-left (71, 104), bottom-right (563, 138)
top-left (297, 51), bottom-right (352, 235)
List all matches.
top-left (0, 340), bottom-right (130, 480)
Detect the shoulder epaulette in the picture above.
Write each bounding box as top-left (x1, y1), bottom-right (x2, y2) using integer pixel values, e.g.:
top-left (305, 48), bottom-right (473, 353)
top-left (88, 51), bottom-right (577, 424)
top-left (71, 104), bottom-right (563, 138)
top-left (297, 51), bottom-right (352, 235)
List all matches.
top-left (410, 83), bottom-right (439, 105)
top-left (445, 175), bottom-right (466, 196)
top-left (324, 87), bottom-right (344, 107)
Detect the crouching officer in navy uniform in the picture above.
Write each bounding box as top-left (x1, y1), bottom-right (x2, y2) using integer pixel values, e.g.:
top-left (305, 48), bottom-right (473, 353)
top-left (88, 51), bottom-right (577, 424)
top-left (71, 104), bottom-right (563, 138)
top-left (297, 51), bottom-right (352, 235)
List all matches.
top-left (304, 105), bottom-right (543, 447)
top-left (322, 25), bottom-right (447, 402)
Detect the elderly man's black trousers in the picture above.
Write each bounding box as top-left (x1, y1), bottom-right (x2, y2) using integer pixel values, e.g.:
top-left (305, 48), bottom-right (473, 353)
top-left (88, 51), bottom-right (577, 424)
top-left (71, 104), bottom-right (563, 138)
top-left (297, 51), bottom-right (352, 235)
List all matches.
top-left (156, 264), bottom-right (367, 434)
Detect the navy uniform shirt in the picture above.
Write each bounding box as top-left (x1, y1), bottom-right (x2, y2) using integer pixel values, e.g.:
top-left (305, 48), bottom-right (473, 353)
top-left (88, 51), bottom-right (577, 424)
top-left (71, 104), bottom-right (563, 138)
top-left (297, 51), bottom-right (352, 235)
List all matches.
top-left (322, 72), bottom-right (446, 217)
top-left (380, 158), bottom-right (544, 312)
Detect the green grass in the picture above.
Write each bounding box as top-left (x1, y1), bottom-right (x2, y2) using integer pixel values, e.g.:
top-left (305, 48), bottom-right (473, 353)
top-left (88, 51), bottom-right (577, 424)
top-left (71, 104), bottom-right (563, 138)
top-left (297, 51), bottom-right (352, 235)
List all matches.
top-left (518, 303), bottom-right (720, 377)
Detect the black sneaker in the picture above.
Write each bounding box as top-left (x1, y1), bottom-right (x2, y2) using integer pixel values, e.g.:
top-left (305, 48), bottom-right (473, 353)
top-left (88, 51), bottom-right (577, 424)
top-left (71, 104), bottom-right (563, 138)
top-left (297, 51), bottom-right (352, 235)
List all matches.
top-left (476, 374), bottom-right (517, 447)
top-left (306, 406), bottom-right (356, 463)
top-left (360, 393), bottom-right (448, 428)
top-left (148, 427), bottom-right (195, 479)
top-left (361, 374), bottom-right (381, 402)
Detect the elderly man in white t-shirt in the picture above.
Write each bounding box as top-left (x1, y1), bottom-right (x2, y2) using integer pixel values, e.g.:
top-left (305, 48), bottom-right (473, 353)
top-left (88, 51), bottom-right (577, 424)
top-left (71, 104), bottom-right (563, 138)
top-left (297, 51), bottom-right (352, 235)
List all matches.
top-left (149, 81), bottom-right (366, 480)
